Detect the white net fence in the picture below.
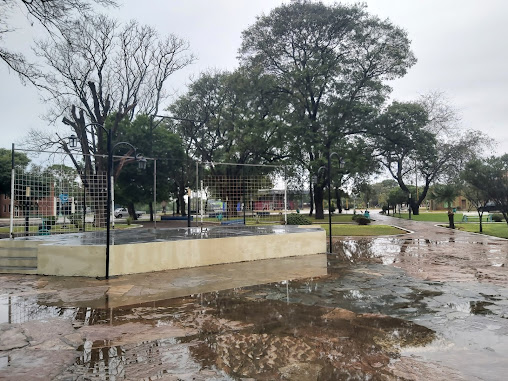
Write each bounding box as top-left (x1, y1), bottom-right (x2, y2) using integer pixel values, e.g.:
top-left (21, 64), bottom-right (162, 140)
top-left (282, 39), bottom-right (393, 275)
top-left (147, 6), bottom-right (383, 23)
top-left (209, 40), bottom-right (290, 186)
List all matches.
top-left (11, 168), bottom-right (108, 239)
top-left (196, 163), bottom-right (305, 225)
top-left (10, 152), bottom-right (109, 242)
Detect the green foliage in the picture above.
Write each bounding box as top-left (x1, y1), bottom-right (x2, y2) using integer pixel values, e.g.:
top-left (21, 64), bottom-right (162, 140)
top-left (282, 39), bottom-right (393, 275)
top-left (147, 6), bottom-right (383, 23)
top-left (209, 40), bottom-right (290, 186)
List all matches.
top-left (169, 68), bottom-right (285, 176)
top-left (286, 214), bottom-right (312, 225)
top-left (239, 1), bottom-right (416, 218)
top-left (69, 213), bottom-right (83, 229)
top-left (126, 216), bottom-right (133, 225)
top-left (355, 216), bottom-right (371, 225)
top-left (114, 114), bottom-right (186, 208)
top-left (491, 213), bottom-right (503, 222)
top-left (431, 184), bottom-right (460, 210)
top-left (0, 148), bottom-right (30, 194)
top-left (387, 187), bottom-right (407, 207)
top-left (462, 155), bottom-right (508, 221)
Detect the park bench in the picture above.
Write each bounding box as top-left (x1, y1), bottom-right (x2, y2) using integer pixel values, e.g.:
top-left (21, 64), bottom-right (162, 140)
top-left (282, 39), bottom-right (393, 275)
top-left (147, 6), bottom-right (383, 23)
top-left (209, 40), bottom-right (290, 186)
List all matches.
top-left (461, 212), bottom-right (492, 222)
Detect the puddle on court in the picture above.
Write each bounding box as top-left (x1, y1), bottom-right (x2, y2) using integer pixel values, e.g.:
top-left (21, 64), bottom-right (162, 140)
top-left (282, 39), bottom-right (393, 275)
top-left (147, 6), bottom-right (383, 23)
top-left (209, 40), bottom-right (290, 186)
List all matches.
top-left (1, 235), bottom-right (508, 380)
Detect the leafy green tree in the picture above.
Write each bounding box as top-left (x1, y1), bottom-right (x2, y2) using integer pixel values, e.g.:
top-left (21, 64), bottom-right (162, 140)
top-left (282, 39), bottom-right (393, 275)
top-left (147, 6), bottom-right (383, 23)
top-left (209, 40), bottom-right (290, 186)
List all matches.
top-left (114, 115), bottom-right (186, 220)
top-left (386, 187), bottom-right (407, 215)
top-left (168, 68), bottom-right (287, 217)
top-left (371, 179), bottom-right (399, 208)
top-left (374, 99), bottom-right (487, 215)
top-left (169, 68), bottom-right (286, 168)
top-left (0, 148), bottom-right (30, 195)
top-left (431, 184), bottom-right (460, 228)
top-left (239, 0), bottom-right (416, 219)
top-left (462, 156), bottom-right (508, 225)
top-left (461, 183), bottom-right (490, 232)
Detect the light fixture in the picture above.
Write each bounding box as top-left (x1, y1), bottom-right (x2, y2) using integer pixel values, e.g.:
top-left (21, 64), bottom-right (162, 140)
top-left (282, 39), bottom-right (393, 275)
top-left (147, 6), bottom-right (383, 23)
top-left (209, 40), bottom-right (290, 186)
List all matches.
top-left (68, 134), bottom-right (78, 148)
top-left (137, 155), bottom-right (147, 170)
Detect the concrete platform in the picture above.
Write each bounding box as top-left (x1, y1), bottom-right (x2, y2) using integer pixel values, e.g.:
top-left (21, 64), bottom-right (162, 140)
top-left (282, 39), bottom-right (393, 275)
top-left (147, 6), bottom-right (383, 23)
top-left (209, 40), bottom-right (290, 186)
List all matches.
top-left (0, 225), bottom-right (326, 277)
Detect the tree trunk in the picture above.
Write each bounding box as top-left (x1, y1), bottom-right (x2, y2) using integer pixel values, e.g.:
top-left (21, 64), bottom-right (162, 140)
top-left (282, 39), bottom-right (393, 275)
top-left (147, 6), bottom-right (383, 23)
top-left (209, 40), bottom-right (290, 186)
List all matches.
top-left (149, 202), bottom-right (154, 222)
top-left (314, 185), bottom-right (325, 220)
top-left (179, 187), bottom-right (186, 216)
top-left (411, 200), bottom-right (420, 215)
top-left (335, 188), bottom-right (343, 214)
top-left (128, 202), bottom-right (137, 220)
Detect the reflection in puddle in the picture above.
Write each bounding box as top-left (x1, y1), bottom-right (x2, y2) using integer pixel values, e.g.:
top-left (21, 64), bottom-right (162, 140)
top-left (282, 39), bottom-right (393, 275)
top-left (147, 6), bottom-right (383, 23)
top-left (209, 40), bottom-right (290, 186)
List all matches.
top-left (62, 294), bottom-right (435, 380)
top-left (446, 301), bottom-right (494, 315)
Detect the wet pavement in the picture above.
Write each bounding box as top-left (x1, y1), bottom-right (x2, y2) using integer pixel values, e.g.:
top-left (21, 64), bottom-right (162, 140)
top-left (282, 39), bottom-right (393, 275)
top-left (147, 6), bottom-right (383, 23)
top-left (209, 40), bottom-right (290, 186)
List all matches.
top-left (0, 213), bottom-right (507, 380)
top-left (11, 225), bottom-right (319, 246)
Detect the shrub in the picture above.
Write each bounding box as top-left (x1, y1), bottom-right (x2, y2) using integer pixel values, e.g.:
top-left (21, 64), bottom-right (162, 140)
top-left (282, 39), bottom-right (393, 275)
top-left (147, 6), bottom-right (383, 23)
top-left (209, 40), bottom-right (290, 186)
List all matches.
top-left (286, 214), bottom-right (312, 225)
top-left (491, 213), bottom-right (504, 222)
top-left (355, 216), bottom-right (371, 225)
top-left (126, 216), bottom-right (134, 225)
top-left (69, 213), bottom-right (84, 229)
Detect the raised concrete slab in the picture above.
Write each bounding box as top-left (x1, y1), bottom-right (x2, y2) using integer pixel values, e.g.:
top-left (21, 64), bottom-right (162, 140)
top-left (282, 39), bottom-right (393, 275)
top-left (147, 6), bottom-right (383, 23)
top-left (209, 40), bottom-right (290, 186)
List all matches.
top-left (0, 225), bottom-right (326, 277)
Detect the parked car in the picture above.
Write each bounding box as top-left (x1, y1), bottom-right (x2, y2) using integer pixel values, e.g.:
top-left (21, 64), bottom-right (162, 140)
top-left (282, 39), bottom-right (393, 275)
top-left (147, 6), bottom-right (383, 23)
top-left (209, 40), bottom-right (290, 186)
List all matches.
top-left (114, 208), bottom-right (143, 218)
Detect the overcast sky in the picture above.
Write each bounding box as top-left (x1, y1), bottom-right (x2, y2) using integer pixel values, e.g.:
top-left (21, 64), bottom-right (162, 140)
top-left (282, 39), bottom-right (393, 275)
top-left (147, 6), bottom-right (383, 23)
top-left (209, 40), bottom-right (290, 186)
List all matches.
top-left (1, 0), bottom-right (507, 155)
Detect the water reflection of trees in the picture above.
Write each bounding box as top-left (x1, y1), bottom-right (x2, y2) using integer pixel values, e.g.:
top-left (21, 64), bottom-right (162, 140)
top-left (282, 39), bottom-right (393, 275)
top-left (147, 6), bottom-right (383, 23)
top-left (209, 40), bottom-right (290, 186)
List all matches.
top-left (330, 239), bottom-right (378, 265)
top-left (28, 286), bottom-right (437, 380)
top-left (187, 296), bottom-right (435, 380)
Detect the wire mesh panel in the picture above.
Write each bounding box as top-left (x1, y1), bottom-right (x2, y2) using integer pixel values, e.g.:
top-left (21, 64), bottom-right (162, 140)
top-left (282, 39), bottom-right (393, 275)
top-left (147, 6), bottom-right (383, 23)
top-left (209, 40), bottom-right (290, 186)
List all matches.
top-left (11, 167), bottom-right (108, 242)
top-left (200, 174), bottom-right (287, 225)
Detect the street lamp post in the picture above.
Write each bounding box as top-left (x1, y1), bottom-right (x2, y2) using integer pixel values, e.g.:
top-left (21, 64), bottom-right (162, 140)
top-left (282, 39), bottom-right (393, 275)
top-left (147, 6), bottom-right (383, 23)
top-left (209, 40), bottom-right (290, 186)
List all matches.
top-left (68, 124), bottom-right (145, 280)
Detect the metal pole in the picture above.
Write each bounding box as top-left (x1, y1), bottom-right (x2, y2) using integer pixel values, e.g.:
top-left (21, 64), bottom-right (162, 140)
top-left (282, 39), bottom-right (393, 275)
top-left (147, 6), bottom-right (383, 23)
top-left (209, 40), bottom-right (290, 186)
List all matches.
top-left (408, 193), bottom-right (412, 220)
top-left (83, 184), bottom-right (86, 232)
top-left (9, 144), bottom-right (15, 239)
top-left (195, 161), bottom-right (199, 227)
top-left (154, 159), bottom-right (157, 229)
top-left (187, 187), bottom-right (191, 227)
top-left (243, 173), bottom-right (246, 225)
top-left (327, 151), bottom-right (332, 254)
top-left (200, 179), bottom-right (204, 226)
top-left (111, 175), bottom-right (115, 229)
top-left (284, 166), bottom-right (287, 225)
top-left (106, 131), bottom-right (112, 279)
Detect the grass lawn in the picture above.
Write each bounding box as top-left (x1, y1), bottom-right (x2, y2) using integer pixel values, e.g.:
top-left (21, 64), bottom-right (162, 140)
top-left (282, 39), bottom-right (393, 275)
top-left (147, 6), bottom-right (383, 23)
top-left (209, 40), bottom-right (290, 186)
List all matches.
top-left (455, 223), bottom-right (508, 239)
top-left (388, 212), bottom-right (463, 223)
top-left (201, 213), bottom-right (356, 225)
top-left (320, 224), bottom-right (406, 236)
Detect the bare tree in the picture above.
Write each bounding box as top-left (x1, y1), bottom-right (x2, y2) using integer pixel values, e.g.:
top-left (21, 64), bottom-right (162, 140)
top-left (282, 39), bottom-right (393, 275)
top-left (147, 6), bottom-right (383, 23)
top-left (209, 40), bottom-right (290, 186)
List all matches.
top-left (0, 0), bottom-right (116, 85)
top-left (25, 14), bottom-right (194, 223)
